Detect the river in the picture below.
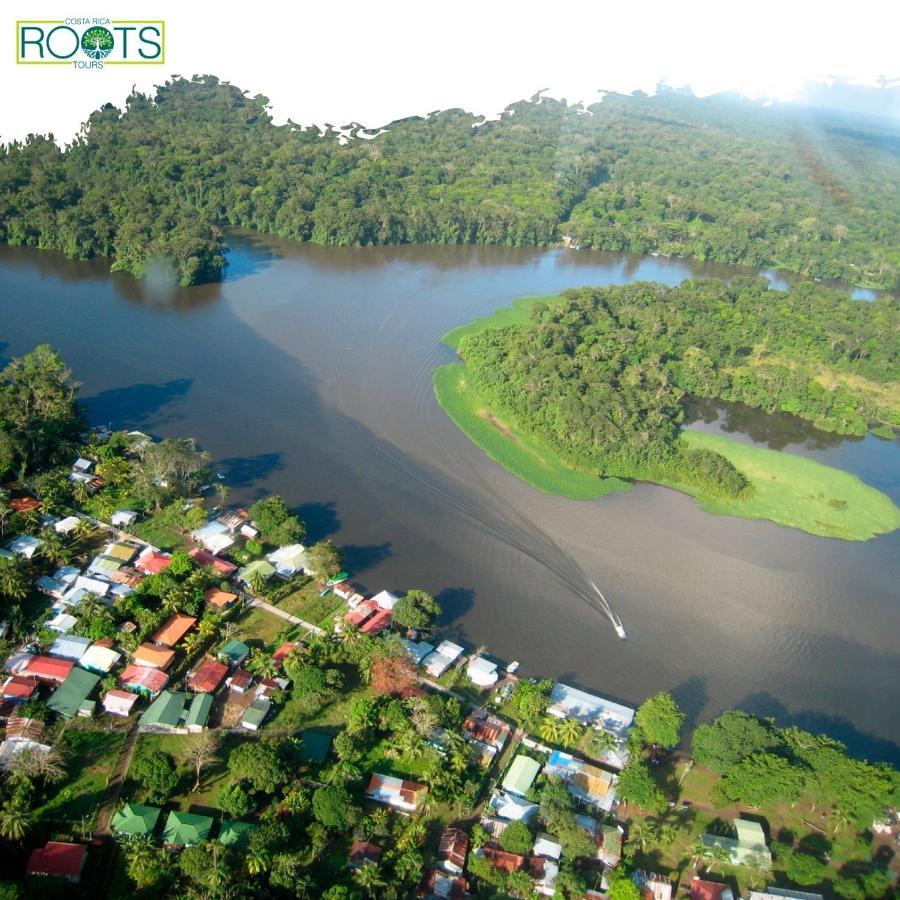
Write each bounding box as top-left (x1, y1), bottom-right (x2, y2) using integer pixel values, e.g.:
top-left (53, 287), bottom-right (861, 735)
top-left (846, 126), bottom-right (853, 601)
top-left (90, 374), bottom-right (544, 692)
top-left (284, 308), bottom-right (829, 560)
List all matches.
top-left (1, 234), bottom-right (897, 762)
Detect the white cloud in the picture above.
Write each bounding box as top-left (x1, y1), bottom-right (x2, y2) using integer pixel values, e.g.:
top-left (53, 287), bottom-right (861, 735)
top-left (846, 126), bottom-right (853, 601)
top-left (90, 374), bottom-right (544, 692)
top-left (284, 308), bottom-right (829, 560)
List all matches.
top-left (2, 0), bottom-right (898, 143)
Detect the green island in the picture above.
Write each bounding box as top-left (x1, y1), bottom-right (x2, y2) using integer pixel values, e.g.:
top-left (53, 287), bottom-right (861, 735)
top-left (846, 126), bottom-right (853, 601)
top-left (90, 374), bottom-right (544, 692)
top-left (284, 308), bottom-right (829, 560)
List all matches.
top-left (0, 345), bottom-right (897, 898)
top-left (434, 278), bottom-right (900, 541)
top-left (1, 77), bottom-right (899, 289)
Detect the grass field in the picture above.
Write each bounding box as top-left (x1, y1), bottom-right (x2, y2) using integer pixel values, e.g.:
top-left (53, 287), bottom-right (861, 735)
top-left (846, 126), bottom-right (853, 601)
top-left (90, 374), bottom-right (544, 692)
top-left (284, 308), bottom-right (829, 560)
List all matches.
top-left (275, 580), bottom-right (345, 627)
top-left (435, 295), bottom-right (899, 540)
top-left (675, 432), bottom-right (900, 541)
top-left (433, 363), bottom-right (631, 500)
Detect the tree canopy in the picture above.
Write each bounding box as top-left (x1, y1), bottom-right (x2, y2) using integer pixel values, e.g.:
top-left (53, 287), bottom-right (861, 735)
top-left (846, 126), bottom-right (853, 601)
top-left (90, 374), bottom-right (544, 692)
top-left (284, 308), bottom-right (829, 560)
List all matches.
top-left (391, 589), bottom-right (441, 632)
top-left (635, 692), bottom-right (685, 749)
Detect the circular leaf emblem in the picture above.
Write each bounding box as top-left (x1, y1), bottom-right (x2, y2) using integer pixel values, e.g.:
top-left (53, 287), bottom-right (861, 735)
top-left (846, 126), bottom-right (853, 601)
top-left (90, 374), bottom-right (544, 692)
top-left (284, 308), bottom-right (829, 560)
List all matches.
top-left (81, 26), bottom-right (114, 60)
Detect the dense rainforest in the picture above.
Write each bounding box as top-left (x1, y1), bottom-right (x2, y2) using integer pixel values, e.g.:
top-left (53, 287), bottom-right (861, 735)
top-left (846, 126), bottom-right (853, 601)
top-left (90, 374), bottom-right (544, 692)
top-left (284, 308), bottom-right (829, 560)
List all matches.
top-left (0, 76), bottom-right (898, 287)
top-left (456, 278), bottom-right (899, 496)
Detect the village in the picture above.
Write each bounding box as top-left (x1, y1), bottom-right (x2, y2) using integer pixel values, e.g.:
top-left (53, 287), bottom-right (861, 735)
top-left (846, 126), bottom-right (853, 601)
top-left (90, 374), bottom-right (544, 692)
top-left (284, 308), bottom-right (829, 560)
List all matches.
top-left (0, 411), bottom-right (896, 899)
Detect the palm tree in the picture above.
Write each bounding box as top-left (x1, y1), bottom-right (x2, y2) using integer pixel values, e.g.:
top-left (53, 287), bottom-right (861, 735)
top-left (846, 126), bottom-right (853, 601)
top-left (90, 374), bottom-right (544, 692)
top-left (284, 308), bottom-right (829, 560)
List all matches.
top-left (658, 823), bottom-right (677, 848)
top-left (703, 842), bottom-right (732, 874)
top-left (352, 862), bottom-right (386, 898)
top-left (559, 717), bottom-right (583, 747)
top-left (0, 803), bottom-right (32, 841)
top-left (74, 517), bottom-right (95, 539)
top-left (39, 529), bottom-right (70, 566)
top-left (246, 648), bottom-right (278, 679)
top-left (539, 716), bottom-right (564, 744)
top-left (830, 802), bottom-right (855, 835)
top-left (394, 850), bottom-right (424, 884)
top-left (246, 846), bottom-right (271, 876)
top-left (589, 729), bottom-right (618, 759)
top-left (0, 559), bottom-right (27, 602)
top-left (182, 632), bottom-right (203, 657)
top-left (628, 819), bottom-right (658, 854)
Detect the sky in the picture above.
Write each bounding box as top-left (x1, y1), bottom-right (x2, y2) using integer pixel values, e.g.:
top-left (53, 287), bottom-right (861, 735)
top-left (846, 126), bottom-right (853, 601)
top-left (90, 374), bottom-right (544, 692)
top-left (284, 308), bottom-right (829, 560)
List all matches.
top-left (2, 0), bottom-right (899, 143)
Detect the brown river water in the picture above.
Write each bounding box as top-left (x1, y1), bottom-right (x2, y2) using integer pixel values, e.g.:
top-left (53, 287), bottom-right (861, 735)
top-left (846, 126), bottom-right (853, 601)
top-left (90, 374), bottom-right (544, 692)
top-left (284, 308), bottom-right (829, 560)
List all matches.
top-left (1, 234), bottom-right (897, 762)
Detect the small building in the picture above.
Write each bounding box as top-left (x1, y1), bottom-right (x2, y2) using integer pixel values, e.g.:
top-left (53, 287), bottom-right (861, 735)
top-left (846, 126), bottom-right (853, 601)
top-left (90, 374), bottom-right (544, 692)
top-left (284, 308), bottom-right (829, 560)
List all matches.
top-left (85, 555), bottom-right (122, 578)
top-left (133, 643), bottom-right (176, 670)
top-left (533, 833), bottom-right (563, 861)
top-left (463, 708), bottom-right (511, 764)
top-left (135, 547), bottom-right (172, 575)
top-left (191, 549), bottom-right (237, 575)
top-left (205, 586), bottom-right (238, 608)
top-left (366, 773), bottom-right (428, 813)
top-left (48, 667), bottom-right (100, 719)
top-left (359, 607), bottom-right (392, 635)
top-left (9, 535), bottom-right (43, 559)
top-left (119, 664), bottom-right (169, 697)
top-left (152, 613), bottom-right (197, 648)
top-left (2, 676), bottom-right (38, 702)
top-left (544, 750), bottom-right (618, 811)
top-left (241, 697), bottom-right (271, 731)
top-left (188, 657), bottom-right (229, 693)
top-left (420, 868), bottom-right (468, 899)
top-left (370, 590), bottom-right (400, 610)
top-left (266, 543), bottom-right (309, 577)
top-left (466, 656), bottom-right (499, 687)
top-left (73, 457), bottom-right (93, 473)
top-left (349, 841), bottom-right (382, 868)
top-left (139, 690), bottom-right (187, 733)
top-left (634, 871), bottom-right (673, 900)
top-left (747, 890), bottom-right (825, 900)
top-left (112, 803), bottom-right (161, 836)
top-left (401, 638), bottom-right (435, 666)
top-left (547, 682), bottom-right (634, 764)
top-left (437, 827), bottom-right (469, 875)
top-left (163, 810), bottom-right (214, 847)
top-left (488, 789), bottom-right (538, 822)
top-left (272, 641), bottom-right (298, 666)
top-left (345, 599), bottom-right (379, 629)
top-left (103, 689), bottom-right (139, 717)
top-left (26, 841), bottom-right (87, 883)
top-left (46, 612), bottom-right (77, 633)
top-left (21, 655), bottom-right (73, 685)
top-left (701, 818), bottom-right (772, 868)
top-left (219, 640), bottom-right (250, 667)
top-left (424, 640), bottom-right (465, 678)
top-left (111, 510), bottom-right (139, 528)
top-left (10, 497), bottom-right (41, 513)
top-left (480, 845), bottom-right (526, 873)
top-left (502, 754), bottom-right (541, 798)
top-left (0, 718), bottom-right (52, 771)
top-left (54, 516), bottom-right (81, 536)
top-left (691, 879), bottom-right (735, 900)
top-left (237, 559), bottom-right (276, 586)
top-left (105, 541), bottom-right (141, 562)
top-left (79, 644), bottom-right (122, 674)
top-left (191, 520), bottom-right (235, 555)
top-left (35, 576), bottom-right (67, 600)
top-left (218, 820), bottom-right (257, 847)
top-left (54, 565), bottom-right (81, 585)
top-left (226, 669), bottom-right (253, 693)
top-left (184, 693), bottom-right (213, 732)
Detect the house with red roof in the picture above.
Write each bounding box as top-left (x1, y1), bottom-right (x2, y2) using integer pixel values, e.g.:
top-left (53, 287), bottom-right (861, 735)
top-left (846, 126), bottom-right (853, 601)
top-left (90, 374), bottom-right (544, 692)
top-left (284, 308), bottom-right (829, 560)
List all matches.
top-left (191, 548), bottom-right (238, 575)
top-left (133, 643), bottom-right (175, 670)
top-left (187, 657), bottom-right (228, 693)
top-left (119, 665), bottom-right (169, 697)
top-left (272, 641), bottom-right (300, 666)
top-left (226, 669), bottom-right (253, 693)
top-left (2, 675), bottom-right (38, 702)
top-left (419, 868), bottom-right (468, 899)
top-left (10, 497), bottom-right (41, 513)
top-left (345, 599), bottom-right (379, 628)
top-left (135, 547), bottom-right (172, 575)
top-left (479, 845), bottom-right (526, 873)
top-left (438, 827), bottom-right (469, 875)
top-left (349, 841), bottom-right (382, 868)
top-left (102, 689), bottom-right (140, 717)
top-left (359, 607), bottom-right (392, 635)
top-left (690, 879), bottom-right (734, 900)
top-left (21, 655), bottom-right (73, 685)
top-left (27, 841), bottom-right (87, 883)
top-left (366, 773), bottom-right (428, 813)
top-left (205, 586), bottom-right (238, 608)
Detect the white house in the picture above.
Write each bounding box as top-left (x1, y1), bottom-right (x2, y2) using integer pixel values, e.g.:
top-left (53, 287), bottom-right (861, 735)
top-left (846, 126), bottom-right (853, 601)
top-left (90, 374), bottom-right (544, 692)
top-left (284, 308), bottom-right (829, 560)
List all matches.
top-left (467, 655), bottom-right (499, 687)
top-left (424, 640), bottom-right (464, 677)
top-left (401, 639), bottom-right (435, 666)
top-left (54, 516), bottom-right (81, 536)
top-left (73, 457), bottom-right (93, 473)
top-left (9, 536), bottom-right (43, 559)
top-left (46, 613), bottom-right (77, 634)
top-left (79, 645), bottom-right (122, 674)
top-left (111, 510), bottom-right (138, 528)
top-left (34, 576), bottom-right (67, 600)
top-left (370, 590), bottom-right (400, 610)
top-left (266, 544), bottom-right (309, 577)
top-left (102, 689), bottom-right (139, 717)
top-left (191, 520), bottom-right (234, 555)
top-left (49, 634), bottom-right (91, 661)
top-left (54, 566), bottom-right (80, 585)
top-left (71, 575), bottom-right (111, 598)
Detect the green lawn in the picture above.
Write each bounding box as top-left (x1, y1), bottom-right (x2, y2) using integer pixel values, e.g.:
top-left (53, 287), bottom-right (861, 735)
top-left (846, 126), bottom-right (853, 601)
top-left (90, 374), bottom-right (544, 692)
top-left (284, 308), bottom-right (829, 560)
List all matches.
top-left (361, 739), bottom-right (433, 781)
top-left (232, 605), bottom-right (298, 650)
top-left (675, 432), bottom-right (900, 541)
top-left (35, 728), bottom-right (125, 826)
top-left (274, 580), bottom-right (344, 627)
top-left (133, 513), bottom-right (185, 551)
top-left (442, 295), bottom-right (557, 350)
top-left (434, 363), bottom-right (631, 500)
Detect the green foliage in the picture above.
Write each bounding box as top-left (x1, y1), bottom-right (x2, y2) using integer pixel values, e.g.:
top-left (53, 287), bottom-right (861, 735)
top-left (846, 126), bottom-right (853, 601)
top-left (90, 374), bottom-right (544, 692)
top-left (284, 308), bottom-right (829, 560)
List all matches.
top-left (218, 781), bottom-right (254, 818)
top-left (248, 495), bottom-right (306, 545)
top-left (785, 850), bottom-right (828, 886)
top-left (635, 692), bottom-right (685, 748)
top-left (510, 678), bottom-right (553, 727)
top-left (311, 784), bottom-right (358, 829)
top-left (692, 710), bottom-right (779, 773)
top-left (499, 819), bottom-right (533, 854)
top-left (227, 742), bottom-right (288, 794)
top-left (617, 759), bottom-right (667, 812)
top-left (306, 540), bottom-right (343, 579)
top-left (2, 80), bottom-right (897, 288)
top-left (131, 750), bottom-right (178, 804)
top-left (714, 751), bottom-right (807, 807)
top-left (391, 589), bottom-right (441, 631)
top-left (608, 877), bottom-right (642, 900)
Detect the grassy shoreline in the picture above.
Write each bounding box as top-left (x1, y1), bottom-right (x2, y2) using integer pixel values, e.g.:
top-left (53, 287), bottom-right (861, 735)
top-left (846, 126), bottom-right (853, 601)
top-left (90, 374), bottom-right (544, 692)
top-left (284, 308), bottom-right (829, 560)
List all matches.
top-left (434, 297), bottom-right (900, 540)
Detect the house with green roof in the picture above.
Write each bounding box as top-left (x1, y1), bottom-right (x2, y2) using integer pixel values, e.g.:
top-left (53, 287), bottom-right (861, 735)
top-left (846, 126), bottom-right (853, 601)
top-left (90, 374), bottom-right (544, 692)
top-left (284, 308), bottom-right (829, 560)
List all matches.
top-left (111, 803), bottom-right (161, 836)
top-left (241, 697), bottom-right (271, 731)
top-left (702, 817), bottom-right (772, 868)
top-left (236, 559), bottom-right (276, 587)
top-left (299, 730), bottom-right (332, 764)
top-left (163, 810), bottom-right (214, 847)
top-left (218, 820), bottom-right (257, 847)
top-left (138, 690), bottom-right (187, 733)
top-left (47, 668), bottom-right (100, 719)
top-left (502, 754), bottom-right (541, 798)
top-left (219, 640), bottom-right (250, 667)
top-left (184, 693), bottom-right (213, 732)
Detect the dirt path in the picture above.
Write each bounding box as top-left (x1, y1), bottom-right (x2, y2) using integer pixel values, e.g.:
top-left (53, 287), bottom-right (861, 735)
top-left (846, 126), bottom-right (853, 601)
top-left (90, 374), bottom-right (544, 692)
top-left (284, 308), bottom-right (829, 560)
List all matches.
top-left (95, 722), bottom-right (140, 835)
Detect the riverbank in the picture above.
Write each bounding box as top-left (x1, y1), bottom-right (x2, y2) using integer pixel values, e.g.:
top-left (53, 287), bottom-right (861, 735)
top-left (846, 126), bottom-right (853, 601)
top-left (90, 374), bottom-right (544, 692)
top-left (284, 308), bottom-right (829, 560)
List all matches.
top-left (434, 296), bottom-right (900, 540)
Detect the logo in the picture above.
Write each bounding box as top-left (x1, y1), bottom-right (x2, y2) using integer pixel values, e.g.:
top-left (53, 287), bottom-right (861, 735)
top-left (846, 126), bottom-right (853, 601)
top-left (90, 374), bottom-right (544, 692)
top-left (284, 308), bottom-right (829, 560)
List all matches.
top-left (16, 18), bottom-right (165, 68)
